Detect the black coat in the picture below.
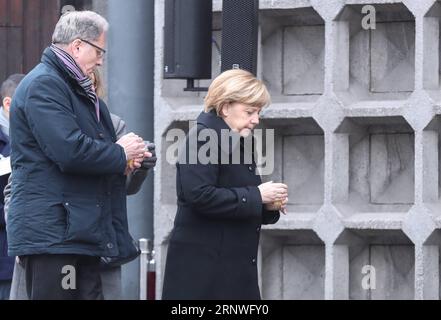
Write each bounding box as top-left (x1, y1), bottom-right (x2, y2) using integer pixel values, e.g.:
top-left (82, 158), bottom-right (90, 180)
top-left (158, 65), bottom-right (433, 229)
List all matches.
top-left (0, 129), bottom-right (12, 280)
top-left (7, 48), bottom-right (133, 260)
top-left (162, 110), bottom-right (279, 300)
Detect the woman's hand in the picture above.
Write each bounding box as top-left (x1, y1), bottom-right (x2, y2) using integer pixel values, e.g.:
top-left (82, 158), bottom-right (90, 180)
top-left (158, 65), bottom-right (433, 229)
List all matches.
top-left (125, 156), bottom-right (145, 175)
top-left (258, 181), bottom-right (288, 204)
top-left (265, 197), bottom-right (288, 215)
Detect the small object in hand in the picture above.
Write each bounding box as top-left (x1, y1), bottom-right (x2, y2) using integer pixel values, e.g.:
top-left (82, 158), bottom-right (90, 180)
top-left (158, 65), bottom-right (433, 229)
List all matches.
top-left (273, 200), bottom-right (282, 210)
top-left (141, 141), bottom-right (157, 170)
top-left (128, 159), bottom-right (134, 167)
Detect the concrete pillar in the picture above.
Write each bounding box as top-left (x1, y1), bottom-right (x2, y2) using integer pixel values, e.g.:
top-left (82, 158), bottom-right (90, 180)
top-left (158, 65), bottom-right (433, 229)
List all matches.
top-left (107, 0), bottom-right (155, 300)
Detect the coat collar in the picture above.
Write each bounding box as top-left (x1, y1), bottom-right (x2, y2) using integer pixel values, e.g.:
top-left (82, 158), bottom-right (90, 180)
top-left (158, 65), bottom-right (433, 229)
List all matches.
top-left (41, 47), bottom-right (89, 100)
top-left (41, 48), bottom-right (114, 134)
top-left (196, 110), bottom-right (246, 155)
top-left (197, 110), bottom-right (230, 136)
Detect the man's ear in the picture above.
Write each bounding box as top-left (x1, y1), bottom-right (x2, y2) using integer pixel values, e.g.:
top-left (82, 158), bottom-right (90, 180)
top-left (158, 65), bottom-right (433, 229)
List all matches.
top-left (2, 97), bottom-right (11, 109)
top-left (71, 39), bottom-right (82, 57)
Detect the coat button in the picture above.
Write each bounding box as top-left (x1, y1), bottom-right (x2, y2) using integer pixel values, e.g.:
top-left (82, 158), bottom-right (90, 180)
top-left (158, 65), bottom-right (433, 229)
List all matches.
top-left (107, 243), bottom-right (114, 249)
top-left (99, 133), bottom-right (105, 139)
top-left (96, 204), bottom-right (100, 208)
top-left (242, 197), bottom-right (247, 203)
top-left (252, 258), bottom-right (257, 265)
top-left (65, 203), bottom-right (69, 206)
top-left (256, 226), bottom-right (261, 233)
top-left (248, 166), bottom-right (253, 172)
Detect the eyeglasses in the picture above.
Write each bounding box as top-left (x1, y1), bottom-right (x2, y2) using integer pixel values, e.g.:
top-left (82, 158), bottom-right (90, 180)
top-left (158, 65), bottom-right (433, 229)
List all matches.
top-left (80, 39), bottom-right (106, 58)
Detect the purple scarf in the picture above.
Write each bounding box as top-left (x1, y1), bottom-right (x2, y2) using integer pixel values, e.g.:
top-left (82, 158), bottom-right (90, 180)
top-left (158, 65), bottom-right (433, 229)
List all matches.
top-left (50, 44), bottom-right (100, 122)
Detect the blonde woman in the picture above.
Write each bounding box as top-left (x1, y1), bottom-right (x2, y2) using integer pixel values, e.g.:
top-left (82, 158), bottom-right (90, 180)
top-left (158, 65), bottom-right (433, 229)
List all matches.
top-left (162, 69), bottom-right (288, 300)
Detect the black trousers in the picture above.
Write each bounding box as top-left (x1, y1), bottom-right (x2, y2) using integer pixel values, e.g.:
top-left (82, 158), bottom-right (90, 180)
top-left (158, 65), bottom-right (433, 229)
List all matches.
top-left (21, 254), bottom-right (103, 300)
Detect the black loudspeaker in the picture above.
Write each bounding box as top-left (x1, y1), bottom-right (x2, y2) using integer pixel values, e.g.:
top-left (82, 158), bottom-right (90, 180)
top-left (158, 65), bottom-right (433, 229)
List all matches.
top-left (221, 0), bottom-right (259, 75)
top-left (163, 0), bottom-right (212, 80)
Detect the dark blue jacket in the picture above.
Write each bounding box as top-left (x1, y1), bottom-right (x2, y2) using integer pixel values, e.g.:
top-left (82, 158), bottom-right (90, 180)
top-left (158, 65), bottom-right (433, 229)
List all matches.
top-left (7, 48), bottom-right (132, 259)
top-left (0, 129), bottom-right (12, 280)
top-left (162, 111), bottom-right (280, 300)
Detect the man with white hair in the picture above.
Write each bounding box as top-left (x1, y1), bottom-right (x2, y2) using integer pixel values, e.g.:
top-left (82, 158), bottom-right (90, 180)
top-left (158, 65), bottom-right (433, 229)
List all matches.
top-left (7, 11), bottom-right (150, 300)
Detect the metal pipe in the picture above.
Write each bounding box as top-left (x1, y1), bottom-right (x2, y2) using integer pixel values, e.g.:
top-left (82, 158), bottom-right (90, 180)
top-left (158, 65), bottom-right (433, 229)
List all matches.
top-left (139, 239), bottom-right (148, 300)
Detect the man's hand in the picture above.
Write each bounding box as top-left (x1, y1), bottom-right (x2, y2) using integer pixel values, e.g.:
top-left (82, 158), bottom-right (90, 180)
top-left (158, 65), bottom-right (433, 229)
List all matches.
top-left (116, 133), bottom-right (147, 161)
top-left (117, 133), bottom-right (153, 175)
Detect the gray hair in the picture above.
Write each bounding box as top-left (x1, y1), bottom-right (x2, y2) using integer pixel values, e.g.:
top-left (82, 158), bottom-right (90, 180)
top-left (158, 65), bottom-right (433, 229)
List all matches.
top-left (52, 11), bottom-right (109, 44)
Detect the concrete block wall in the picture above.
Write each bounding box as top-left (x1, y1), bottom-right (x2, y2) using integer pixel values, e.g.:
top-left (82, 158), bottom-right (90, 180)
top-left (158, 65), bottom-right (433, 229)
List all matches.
top-left (154, 0), bottom-right (441, 300)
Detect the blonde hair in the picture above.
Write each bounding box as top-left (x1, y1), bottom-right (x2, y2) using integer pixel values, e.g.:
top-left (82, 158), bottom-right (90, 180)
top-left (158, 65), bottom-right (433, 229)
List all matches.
top-left (204, 69), bottom-right (270, 115)
top-left (90, 69), bottom-right (104, 98)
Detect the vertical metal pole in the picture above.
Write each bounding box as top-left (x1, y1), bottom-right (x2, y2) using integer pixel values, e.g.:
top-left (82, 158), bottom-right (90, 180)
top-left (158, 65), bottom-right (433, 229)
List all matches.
top-left (139, 239), bottom-right (148, 300)
top-left (147, 244), bottom-right (156, 300)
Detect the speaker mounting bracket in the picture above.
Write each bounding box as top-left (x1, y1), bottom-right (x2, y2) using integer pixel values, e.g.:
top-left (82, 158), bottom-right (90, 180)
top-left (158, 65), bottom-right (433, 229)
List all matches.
top-left (183, 79), bottom-right (209, 92)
